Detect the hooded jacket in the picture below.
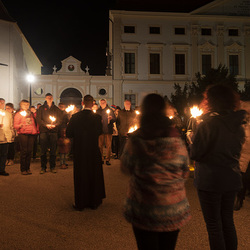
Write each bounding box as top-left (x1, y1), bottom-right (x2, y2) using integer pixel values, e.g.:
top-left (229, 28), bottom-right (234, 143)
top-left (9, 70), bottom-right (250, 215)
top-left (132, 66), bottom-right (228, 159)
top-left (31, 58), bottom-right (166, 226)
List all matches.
top-left (189, 110), bottom-right (246, 192)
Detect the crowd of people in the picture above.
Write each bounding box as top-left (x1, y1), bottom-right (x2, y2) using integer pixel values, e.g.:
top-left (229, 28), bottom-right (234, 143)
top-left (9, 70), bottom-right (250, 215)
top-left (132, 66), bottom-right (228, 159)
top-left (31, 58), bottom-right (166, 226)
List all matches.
top-left (0, 86), bottom-right (250, 250)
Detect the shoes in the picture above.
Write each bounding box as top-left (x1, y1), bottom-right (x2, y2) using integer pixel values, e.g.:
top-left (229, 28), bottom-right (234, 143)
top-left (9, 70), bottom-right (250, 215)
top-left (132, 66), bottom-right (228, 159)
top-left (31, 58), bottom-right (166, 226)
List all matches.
top-left (106, 161), bottom-right (111, 165)
top-left (90, 205), bottom-right (99, 210)
top-left (72, 204), bottom-right (84, 211)
top-left (60, 164), bottom-right (68, 169)
top-left (27, 170), bottom-right (32, 175)
top-left (234, 196), bottom-right (243, 211)
top-left (6, 160), bottom-right (14, 166)
top-left (0, 171), bottom-right (9, 176)
top-left (40, 169), bottom-right (46, 174)
top-left (114, 156), bottom-right (118, 159)
top-left (51, 169), bottom-right (57, 173)
top-left (21, 171), bottom-right (29, 175)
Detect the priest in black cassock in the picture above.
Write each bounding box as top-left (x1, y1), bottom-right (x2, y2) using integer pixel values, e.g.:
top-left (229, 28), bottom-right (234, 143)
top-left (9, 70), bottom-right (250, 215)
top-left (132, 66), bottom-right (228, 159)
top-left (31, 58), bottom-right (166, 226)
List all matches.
top-left (66, 95), bottom-right (105, 210)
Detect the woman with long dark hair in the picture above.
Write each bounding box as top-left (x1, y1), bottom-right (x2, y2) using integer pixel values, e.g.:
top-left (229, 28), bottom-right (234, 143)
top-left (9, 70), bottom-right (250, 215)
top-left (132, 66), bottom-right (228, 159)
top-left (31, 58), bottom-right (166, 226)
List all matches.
top-left (121, 93), bottom-right (191, 250)
top-left (190, 84), bottom-right (245, 250)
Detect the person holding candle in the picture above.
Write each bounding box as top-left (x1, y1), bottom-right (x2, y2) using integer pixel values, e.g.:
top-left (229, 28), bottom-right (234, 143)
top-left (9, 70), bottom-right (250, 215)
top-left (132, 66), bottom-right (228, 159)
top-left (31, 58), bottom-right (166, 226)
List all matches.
top-left (189, 84), bottom-right (245, 250)
top-left (36, 93), bottom-right (62, 174)
top-left (121, 94), bottom-right (191, 250)
top-left (14, 100), bottom-right (38, 175)
top-left (96, 99), bottom-right (116, 165)
top-left (0, 98), bottom-right (14, 176)
top-left (116, 99), bottom-right (136, 158)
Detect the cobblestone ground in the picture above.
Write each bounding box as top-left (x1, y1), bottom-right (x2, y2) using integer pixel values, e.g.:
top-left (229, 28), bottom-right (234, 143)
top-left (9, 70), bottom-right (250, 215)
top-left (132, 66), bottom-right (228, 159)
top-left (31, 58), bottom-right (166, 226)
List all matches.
top-left (0, 159), bottom-right (249, 250)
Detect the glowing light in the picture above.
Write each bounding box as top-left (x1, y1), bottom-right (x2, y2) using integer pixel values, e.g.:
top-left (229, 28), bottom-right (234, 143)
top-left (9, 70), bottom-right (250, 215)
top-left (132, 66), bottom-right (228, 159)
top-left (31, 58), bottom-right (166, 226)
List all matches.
top-left (49, 116), bottom-right (56, 123)
top-left (190, 106), bottom-right (203, 118)
top-left (0, 110), bottom-right (5, 123)
top-left (128, 125), bottom-right (138, 133)
top-left (26, 74), bottom-right (35, 83)
top-left (135, 110), bottom-right (140, 115)
top-left (106, 109), bottom-right (110, 114)
top-left (169, 116), bottom-right (173, 119)
top-left (93, 110), bottom-right (96, 113)
top-left (65, 105), bottom-right (75, 113)
top-left (20, 111), bottom-right (27, 117)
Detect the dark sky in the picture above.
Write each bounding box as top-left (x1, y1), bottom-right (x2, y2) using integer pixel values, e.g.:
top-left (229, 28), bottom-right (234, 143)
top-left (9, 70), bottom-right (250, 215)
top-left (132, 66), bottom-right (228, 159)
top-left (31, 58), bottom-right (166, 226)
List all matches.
top-left (1, 0), bottom-right (213, 75)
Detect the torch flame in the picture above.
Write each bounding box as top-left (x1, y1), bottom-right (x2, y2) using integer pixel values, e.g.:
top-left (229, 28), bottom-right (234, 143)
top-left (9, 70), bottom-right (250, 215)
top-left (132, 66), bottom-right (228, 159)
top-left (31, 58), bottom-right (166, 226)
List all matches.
top-left (190, 106), bottom-right (203, 118)
top-left (65, 105), bottom-right (75, 113)
top-left (49, 116), bottom-right (56, 122)
top-left (20, 111), bottom-right (27, 117)
top-left (128, 125), bottom-right (138, 133)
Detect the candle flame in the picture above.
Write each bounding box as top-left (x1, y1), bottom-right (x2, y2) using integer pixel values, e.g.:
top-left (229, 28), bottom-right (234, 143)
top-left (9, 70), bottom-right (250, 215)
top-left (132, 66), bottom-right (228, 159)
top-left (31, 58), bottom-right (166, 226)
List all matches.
top-left (135, 110), bottom-right (140, 115)
top-left (20, 111), bottom-right (27, 117)
top-left (128, 125), bottom-right (138, 133)
top-left (190, 106), bottom-right (203, 118)
top-left (106, 109), bottom-right (110, 114)
top-left (0, 111), bottom-right (5, 116)
top-left (93, 110), bottom-right (96, 113)
top-left (169, 116), bottom-right (173, 119)
top-left (49, 116), bottom-right (56, 122)
top-left (65, 105), bottom-right (75, 113)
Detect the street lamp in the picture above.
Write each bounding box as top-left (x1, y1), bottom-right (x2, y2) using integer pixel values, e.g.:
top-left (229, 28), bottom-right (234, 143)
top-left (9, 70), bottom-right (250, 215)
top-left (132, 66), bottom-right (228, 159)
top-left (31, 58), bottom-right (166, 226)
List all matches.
top-left (26, 74), bottom-right (35, 105)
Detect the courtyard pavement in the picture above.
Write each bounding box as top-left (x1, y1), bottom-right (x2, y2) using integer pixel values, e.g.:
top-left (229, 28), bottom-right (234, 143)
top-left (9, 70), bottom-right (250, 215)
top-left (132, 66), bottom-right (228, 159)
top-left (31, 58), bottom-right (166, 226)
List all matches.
top-left (0, 159), bottom-right (249, 250)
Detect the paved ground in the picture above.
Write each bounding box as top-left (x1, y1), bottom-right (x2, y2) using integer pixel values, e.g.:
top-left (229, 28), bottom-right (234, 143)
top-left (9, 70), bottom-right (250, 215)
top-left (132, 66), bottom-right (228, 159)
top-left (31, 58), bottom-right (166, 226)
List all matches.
top-left (0, 159), bottom-right (249, 250)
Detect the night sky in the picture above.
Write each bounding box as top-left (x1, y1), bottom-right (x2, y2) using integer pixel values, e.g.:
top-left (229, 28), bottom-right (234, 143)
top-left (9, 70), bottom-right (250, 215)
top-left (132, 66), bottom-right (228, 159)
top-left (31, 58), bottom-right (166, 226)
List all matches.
top-left (1, 0), bottom-right (213, 75)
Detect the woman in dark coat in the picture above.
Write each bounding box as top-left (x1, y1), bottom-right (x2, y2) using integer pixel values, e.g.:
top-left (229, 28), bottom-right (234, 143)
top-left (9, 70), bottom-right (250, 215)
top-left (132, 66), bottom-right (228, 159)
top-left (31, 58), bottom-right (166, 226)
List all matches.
top-left (189, 84), bottom-right (245, 250)
top-left (66, 95), bottom-right (105, 210)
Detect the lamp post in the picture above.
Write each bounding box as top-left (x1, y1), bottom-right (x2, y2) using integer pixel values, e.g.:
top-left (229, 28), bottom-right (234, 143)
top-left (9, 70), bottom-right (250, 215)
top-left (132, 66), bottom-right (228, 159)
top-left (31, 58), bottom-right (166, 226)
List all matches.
top-left (26, 74), bottom-right (35, 105)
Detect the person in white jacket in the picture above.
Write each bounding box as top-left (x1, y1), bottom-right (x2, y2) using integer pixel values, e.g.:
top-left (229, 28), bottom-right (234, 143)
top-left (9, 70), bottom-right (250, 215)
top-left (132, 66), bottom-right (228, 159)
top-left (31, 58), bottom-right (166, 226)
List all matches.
top-left (0, 98), bottom-right (14, 176)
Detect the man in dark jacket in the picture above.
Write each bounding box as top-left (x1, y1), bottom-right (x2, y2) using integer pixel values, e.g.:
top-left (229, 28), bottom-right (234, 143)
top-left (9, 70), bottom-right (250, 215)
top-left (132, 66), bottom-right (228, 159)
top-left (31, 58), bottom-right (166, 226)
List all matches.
top-left (36, 93), bottom-right (62, 174)
top-left (66, 95), bottom-right (105, 210)
top-left (96, 99), bottom-right (116, 165)
top-left (116, 99), bottom-right (136, 157)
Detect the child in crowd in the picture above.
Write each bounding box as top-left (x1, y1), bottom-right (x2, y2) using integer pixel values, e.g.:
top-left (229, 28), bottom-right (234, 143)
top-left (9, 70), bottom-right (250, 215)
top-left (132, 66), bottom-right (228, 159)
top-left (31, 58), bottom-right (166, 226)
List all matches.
top-left (57, 127), bottom-right (71, 169)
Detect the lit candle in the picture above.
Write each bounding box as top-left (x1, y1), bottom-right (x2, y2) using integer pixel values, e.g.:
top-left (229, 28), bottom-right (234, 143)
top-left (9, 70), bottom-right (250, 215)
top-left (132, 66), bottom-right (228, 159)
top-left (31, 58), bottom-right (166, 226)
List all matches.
top-left (49, 115), bottom-right (56, 124)
top-left (93, 110), bottom-right (96, 113)
top-left (128, 125), bottom-right (138, 133)
top-left (106, 109), bottom-right (110, 115)
top-left (135, 110), bottom-right (140, 115)
top-left (20, 110), bottom-right (27, 117)
top-left (169, 116), bottom-right (173, 119)
top-left (190, 106), bottom-right (203, 118)
top-left (0, 110), bottom-right (5, 124)
top-left (66, 105), bottom-right (75, 113)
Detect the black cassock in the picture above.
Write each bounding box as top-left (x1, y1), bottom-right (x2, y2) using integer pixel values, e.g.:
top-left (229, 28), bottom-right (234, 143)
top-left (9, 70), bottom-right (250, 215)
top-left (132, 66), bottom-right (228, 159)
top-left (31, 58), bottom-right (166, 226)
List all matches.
top-left (66, 109), bottom-right (105, 209)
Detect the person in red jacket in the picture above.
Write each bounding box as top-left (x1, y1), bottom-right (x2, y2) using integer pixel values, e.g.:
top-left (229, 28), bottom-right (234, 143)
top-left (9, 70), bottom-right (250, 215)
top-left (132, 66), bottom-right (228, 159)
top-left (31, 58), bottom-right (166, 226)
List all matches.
top-left (14, 99), bottom-right (38, 175)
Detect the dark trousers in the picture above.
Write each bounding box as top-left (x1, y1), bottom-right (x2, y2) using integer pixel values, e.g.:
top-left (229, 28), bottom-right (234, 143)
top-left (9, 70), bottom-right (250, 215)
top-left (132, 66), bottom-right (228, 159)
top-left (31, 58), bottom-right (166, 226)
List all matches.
top-left (18, 134), bottom-right (35, 172)
top-left (118, 135), bottom-right (127, 158)
top-left (111, 135), bottom-right (119, 156)
top-left (197, 189), bottom-right (238, 250)
top-left (32, 134), bottom-right (38, 159)
top-left (40, 132), bottom-right (57, 170)
top-left (7, 141), bottom-right (15, 160)
top-left (132, 226), bottom-right (179, 250)
top-left (0, 143), bottom-right (8, 172)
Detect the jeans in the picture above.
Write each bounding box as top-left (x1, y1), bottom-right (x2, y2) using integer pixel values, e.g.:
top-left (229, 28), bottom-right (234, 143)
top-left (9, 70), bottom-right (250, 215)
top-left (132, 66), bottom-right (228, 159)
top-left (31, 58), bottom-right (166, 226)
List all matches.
top-left (132, 226), bottom-right (179, 250)
top-left (197, 189), bottom-right (238, 250)
top-left (40, 132), bottom-right (58, 170)
top-left (18, 134), bottom-right (35, 172)
top-left (0, 143), bottom-right (8, 172)
top-left (98, 134), bottom-right (112, 161)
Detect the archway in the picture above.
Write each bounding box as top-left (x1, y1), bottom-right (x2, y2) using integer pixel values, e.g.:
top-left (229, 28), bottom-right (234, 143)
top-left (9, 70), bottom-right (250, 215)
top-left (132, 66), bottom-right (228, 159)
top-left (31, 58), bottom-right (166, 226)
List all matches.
top-left (60, 88), bottom-right (83, 107)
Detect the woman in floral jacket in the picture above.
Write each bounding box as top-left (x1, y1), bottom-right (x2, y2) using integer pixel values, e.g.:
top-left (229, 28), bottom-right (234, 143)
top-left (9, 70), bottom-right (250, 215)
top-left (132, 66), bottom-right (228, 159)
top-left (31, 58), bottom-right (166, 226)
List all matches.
top-left (14, 99), bottom-right (38, 175)
top-left (121, 94), bottom-right (191, 250)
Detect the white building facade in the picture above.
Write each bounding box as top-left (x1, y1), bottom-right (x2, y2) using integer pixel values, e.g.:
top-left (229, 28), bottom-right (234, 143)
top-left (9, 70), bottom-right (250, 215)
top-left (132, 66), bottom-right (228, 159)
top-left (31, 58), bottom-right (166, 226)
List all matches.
top-left (109, 0), bottom-right (250, 107)
top-left (0, 4), bottom-right (42, 108)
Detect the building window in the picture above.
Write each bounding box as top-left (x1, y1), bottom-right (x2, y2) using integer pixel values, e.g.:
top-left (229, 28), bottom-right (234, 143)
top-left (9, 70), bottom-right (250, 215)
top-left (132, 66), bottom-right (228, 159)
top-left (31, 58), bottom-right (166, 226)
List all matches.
top-left (175, 27), bottom-right (185, 35)
top-left (124, 53), bottom-right (135, 74)
top-left (124, 26), bottom-right (135, 33)
top-left (150, 27), bottom-right (160, 34)
top-left (202, 55), bottom-right (212, 75)
top-left (150, 53), bottom-right (160, 74)
top-left (201, 28), bottom-right (212, 36)
top-left (228, 29), bottom-right (238, 36)
top-left (124, 94), bottom-right (136, 109)
top-left (98, 88), bottom-right (107, 96)
top-left (175, 54), bottom-right (185, 74)
top-left (229, 55), bottom-right (239, 75)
